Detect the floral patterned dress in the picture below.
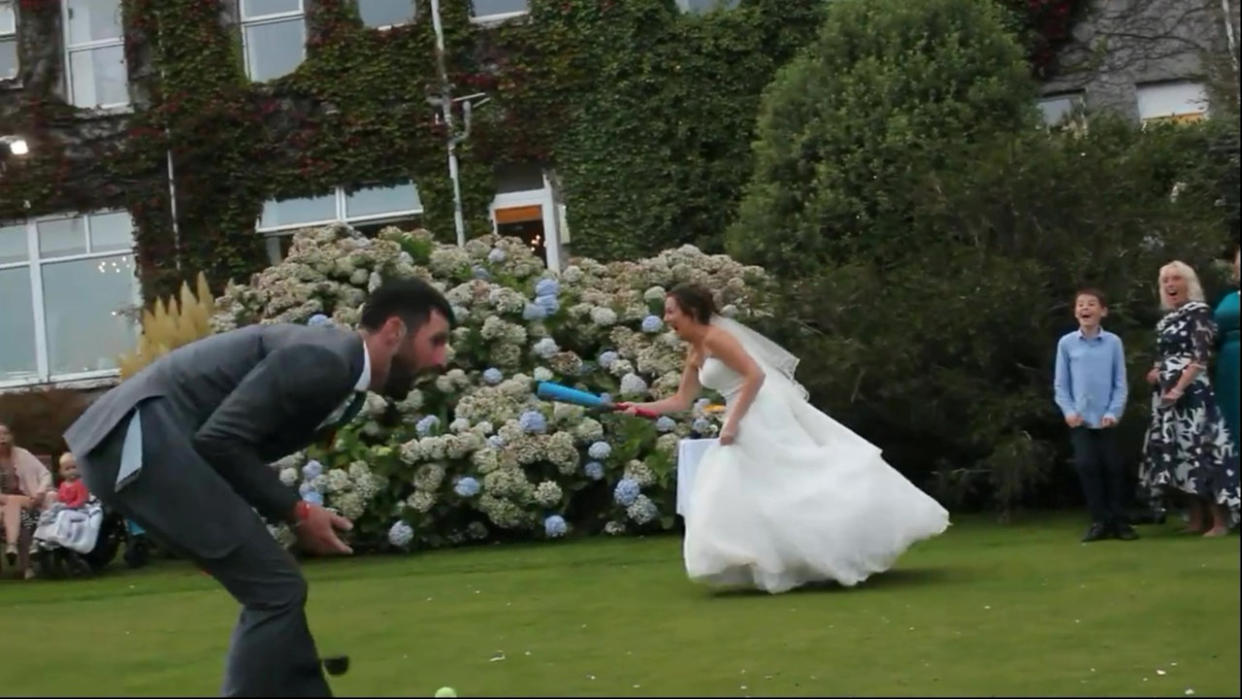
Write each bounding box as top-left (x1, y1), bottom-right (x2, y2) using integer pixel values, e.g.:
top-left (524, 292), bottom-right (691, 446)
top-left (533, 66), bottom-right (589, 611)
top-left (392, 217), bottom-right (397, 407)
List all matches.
top-left (1139, 301), bottom-right (1240, 513)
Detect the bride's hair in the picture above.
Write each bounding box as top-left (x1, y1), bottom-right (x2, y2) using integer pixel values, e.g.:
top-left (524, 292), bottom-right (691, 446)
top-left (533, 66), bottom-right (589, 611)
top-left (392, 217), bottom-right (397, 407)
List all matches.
top-left (667, 284), bottom-right (717, 324)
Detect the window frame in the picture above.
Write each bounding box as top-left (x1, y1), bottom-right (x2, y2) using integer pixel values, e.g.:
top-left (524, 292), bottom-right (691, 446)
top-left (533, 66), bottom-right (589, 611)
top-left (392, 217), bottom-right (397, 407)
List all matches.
top-left (240, 0), bottom-right (307, 83)
top-left (468, 0), bottom-right (530, 26)
top-left (0, 0), bottom-right (18, 83)
top-left (357, 0), bottom-right (417, 30)
top-left (61, 0), bottom-right (131, 110)
top-left (0, 210), bottom-right (142, 390)
top-left (1136, 79), bottom-right (1210, 126)
top-left (255, 182), bottom-right (425, 263)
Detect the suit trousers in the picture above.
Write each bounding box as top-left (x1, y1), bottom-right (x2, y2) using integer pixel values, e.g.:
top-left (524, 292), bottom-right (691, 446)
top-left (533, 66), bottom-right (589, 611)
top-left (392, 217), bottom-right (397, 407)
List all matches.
top-left (78, 397), bottom-right (332, 697)
top-left (1069, 426), bottom-right (1126, 527)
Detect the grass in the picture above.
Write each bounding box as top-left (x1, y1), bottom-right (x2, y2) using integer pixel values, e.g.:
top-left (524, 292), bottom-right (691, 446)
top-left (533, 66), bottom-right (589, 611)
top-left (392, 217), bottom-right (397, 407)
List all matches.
top-left (2, 512), bottom-right (1238, 697)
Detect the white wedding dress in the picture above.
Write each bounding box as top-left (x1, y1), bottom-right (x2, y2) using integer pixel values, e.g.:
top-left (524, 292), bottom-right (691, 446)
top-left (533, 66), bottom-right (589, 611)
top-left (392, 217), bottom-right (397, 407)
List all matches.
top-left (683, 326), bottom-right (951, 594)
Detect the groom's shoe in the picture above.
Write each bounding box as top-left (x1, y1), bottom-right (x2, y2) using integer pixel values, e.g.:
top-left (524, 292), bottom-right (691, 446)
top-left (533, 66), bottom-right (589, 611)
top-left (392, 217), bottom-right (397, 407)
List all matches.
top-left (1082, 522), bottom-right (1111, 542)
top-left (1112, 522), bottom-right (1140, 541)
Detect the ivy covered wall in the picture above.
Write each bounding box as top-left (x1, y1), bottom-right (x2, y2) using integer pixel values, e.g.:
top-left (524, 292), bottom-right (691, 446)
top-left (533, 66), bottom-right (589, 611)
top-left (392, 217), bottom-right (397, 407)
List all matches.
top-left (0, 0), bottom-right (1080, 301)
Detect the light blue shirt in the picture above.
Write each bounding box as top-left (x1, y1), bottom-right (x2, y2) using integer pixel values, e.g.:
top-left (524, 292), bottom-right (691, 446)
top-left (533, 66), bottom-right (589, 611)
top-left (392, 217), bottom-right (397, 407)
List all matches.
top-left (1053, 328), bottom-right (1128, 429)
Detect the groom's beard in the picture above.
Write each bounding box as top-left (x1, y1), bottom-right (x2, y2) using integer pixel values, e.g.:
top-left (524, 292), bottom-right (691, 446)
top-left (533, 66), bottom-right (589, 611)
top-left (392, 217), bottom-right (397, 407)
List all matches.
top-left (381, 358), bottom-right (420, 400)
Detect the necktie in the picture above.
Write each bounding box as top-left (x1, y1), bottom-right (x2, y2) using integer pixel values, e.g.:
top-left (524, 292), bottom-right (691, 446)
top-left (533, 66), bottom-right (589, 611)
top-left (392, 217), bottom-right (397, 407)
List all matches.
top-left (322, 392), bottom-right (367, 447)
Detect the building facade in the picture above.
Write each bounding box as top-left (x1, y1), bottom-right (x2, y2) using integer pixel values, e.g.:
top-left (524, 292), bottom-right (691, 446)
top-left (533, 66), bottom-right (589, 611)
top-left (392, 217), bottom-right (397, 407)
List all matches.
top-left (0, 0), bottom-right (1234, 393)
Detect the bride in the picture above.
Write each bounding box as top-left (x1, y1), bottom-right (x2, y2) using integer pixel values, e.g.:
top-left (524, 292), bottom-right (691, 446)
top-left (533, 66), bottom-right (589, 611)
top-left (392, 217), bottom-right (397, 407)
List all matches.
top-left (623, 284), bottom-right (950, 594)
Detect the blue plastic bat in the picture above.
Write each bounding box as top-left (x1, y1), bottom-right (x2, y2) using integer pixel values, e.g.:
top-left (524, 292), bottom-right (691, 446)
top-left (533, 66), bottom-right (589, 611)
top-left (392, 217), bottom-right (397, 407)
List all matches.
top-left (535, 381), bottom-right (658, 419)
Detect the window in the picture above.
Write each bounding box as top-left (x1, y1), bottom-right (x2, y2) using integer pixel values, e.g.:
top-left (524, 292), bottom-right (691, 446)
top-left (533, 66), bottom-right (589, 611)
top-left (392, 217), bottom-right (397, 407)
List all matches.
top-left (0, 211), bottom-right (140, 387)
top-left (1037, 92), bottom-right (1083, 127)
top-left (63, 0), bottom-right (129, 109)
top-left (257, 181), bottom-right (423, 263)
top-left (1137, 80), bottom-right (1209, 125)
top-left (241, 0), bottom-right (306, 82)
top-left (675, 0), bottom-right (740, 12)
top-left (470, 0), bottom-right (529, 23)
top-left (358, 0), bottom-right (415, 29)
top-left (1, 1), bottom-right (17, 82)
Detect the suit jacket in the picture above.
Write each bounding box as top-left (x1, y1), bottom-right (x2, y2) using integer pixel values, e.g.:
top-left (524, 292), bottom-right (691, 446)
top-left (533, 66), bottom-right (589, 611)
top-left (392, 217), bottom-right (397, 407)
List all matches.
top-left (64, 323), bottom-right (367, 524)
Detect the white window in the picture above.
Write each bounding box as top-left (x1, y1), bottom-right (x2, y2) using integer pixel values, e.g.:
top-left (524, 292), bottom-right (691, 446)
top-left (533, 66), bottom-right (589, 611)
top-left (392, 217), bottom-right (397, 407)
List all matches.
top-left (1037, 92), bottom-right (1083, 127)
top-left (675, 0), bottom-right (740, 12)
top-left (358, 0), bottom-right (416, 29)
top-left (63, 0), bottom-right (129, 109)
top-left (1, 1), bottom-right (17, 82)
top-left (470, 0), bottom-right (528, 24)
top-left (1137, 80), bottom-right (1209, 124)
top-left (257, 181), bottom-right (424, 263)
top-left (0, 211), bottom-right (141, 388)
top-left (241, 0), bottom-right (306, 82)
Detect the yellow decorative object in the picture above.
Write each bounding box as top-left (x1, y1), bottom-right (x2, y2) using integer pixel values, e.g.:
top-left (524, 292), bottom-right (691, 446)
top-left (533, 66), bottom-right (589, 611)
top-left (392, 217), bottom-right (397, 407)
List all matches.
top-left (117, 272), bottom-right (216, 381)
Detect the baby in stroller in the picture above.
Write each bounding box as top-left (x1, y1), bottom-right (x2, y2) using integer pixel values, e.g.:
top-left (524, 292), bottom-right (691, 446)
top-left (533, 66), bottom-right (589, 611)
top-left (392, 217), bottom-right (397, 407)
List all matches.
top-left (32, 453), bottom-right (120, 578)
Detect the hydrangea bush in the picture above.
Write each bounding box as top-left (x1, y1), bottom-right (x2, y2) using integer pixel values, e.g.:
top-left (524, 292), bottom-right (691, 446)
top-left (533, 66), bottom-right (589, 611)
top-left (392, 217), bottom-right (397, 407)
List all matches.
top-left (211, 223), bottom-right (770, 552)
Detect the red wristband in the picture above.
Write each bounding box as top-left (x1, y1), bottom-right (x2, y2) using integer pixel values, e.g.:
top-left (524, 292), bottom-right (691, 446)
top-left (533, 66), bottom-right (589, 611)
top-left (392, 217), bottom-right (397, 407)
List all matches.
top-left (294, 500), bottom-right (311, 523)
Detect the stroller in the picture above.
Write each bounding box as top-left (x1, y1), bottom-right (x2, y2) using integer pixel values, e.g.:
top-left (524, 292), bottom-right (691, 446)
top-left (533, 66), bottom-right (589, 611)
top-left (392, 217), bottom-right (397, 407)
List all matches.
top-left (31, 496), bottom-right (126, 579)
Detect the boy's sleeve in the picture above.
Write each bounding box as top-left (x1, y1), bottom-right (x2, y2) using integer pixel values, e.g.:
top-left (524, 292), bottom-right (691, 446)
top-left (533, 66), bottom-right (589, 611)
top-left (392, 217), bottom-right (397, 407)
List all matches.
top-left (1053, 336), bottom-right (1075, 417)
top-left (1105, 335), bottom-right (1128, 421)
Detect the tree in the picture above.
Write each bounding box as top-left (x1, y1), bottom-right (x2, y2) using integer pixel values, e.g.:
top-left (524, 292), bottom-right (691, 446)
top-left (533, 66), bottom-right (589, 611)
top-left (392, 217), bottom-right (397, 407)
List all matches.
top-left (726, 0), bottom-right (1038, 276)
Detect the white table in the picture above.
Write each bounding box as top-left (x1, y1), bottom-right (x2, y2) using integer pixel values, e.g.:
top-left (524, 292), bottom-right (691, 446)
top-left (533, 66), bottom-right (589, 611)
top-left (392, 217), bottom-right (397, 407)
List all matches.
top-left (676, 438), bottom-right (719, 517)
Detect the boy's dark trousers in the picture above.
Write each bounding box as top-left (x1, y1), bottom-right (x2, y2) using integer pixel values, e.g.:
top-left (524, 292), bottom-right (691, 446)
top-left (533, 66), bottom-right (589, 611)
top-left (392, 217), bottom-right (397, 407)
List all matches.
top-left (1069, 426), bottom-right (1125, 528)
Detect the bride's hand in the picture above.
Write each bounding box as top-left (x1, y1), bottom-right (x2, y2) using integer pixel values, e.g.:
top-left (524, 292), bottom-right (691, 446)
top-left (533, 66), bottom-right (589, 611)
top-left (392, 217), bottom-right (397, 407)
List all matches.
top-left (719, 423), bottom-right (738, 446)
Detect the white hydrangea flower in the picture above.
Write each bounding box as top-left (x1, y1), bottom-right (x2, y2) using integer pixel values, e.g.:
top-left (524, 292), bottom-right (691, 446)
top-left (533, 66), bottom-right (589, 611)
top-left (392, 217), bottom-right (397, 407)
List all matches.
top-left (325, 469), bottom-right (352, 493)
top-left (406, 490), bottom-right (436, 513)
top-left (590, 306), bottom-right (618, 326)
top-left (620, 373), bottom-right (649, 397)
top-left (533, 480), bottom-right (563, 507)
top-left (279, 468), bottom-right (299, 486)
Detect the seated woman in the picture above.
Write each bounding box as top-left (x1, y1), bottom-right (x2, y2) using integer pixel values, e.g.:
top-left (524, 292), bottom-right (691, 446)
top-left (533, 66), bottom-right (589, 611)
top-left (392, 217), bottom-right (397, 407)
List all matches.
top-left (0, 421), bottom-right (54, 579)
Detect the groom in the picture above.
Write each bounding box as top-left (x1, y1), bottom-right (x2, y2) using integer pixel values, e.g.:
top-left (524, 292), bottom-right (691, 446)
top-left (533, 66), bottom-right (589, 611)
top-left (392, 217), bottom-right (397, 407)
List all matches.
top-left (64, 278), bottom-right (453, 697)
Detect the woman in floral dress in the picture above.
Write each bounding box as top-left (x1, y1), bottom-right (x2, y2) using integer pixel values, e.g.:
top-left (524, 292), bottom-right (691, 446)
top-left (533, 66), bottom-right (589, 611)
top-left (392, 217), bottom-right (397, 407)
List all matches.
top-left (1139, 261), bottom-right (1240, 537)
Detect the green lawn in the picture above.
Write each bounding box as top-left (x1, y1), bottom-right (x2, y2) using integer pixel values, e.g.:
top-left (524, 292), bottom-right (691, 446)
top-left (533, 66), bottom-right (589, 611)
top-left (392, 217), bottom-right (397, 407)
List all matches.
top-left (2, 513), bottom-right (1238, 697)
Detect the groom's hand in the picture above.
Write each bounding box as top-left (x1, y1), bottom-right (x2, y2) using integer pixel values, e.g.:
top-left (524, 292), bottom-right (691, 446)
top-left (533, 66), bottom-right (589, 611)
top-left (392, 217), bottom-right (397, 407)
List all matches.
top-left (294, 502), bottom-right (354, 556)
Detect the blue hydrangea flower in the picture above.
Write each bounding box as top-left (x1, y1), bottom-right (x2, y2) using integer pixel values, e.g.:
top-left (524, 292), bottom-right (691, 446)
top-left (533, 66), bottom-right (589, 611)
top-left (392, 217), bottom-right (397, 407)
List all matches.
top-left (599, 393), bottom-right (612, 405)
top-left (472, 265), bottom-right (491, 280)
top-left (584, 461), bottom-right (605, 481)
top-left (301, 460), bottom-right (324, 481)
top-left (487, 435), bottom-right (506, 449)
top-left (302, 490), bottom-right (324, 506)
top-left (488, 247), bottom-right (507, 263)
top-left (416, 415), bottom-right (440, 437)
top-left (588, 441), bottom-right (612, 460)
top-left (388, 520), bottom-right (414, 548)
top-left (544, 515), bottom-right (568, 538)
top-left (298, 481), bottom-right (317, 496)
top-left (519, 410), bottom-right (548, 434)
top-left (598, 351), bottom-right (619, 369)
top-left (641, 315), bottom-right (664, 333)
top-left (613, 478), bottom-right (640, 507)
top-left (535, 278), bottom-right (560, 297)
top-left (656, 416), bottom-right (677, 433)
top-left (535, 294), bottom-right (560, 314)
top-left (454, 477), bottom-right (481, 498)
top-left (692, 417), bottom-right (712, 434)
top-left (307, 313), bottom-right (331, 327)
top-left (523, 303), bottom-right (548, 321)
top-left (533, 338), bottom-right (559, 358)
top-left (483, 368), bottom-right (504, 385)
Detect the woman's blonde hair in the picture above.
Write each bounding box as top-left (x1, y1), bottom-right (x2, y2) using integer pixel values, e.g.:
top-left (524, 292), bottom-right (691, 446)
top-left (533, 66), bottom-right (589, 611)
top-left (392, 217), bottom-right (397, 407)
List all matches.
top-left (1158, 260), bottom-right (1206, 310)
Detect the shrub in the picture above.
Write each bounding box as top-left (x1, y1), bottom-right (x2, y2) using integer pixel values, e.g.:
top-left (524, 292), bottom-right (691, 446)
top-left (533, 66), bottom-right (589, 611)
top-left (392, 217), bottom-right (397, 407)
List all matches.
top-left (210, 224), bottom-right (769, 551)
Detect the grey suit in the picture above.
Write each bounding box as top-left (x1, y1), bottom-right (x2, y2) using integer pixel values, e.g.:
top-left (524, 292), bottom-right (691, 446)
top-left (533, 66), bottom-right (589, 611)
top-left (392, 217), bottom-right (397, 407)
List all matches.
top-left (65, 323), bottom-right (366, 697)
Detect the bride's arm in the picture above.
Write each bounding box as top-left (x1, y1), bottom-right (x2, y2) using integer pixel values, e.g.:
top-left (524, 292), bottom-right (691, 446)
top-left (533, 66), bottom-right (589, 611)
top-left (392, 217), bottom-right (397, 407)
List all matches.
top-left (629, 353), bottom-right (703, 416)
top-left (703, 328), bottom-right (764, 442)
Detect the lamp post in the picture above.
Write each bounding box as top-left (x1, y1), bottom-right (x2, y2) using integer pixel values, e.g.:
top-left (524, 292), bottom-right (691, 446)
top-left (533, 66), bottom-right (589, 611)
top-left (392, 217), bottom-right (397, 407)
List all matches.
top-left (427, 0), bottom-right (491, 247)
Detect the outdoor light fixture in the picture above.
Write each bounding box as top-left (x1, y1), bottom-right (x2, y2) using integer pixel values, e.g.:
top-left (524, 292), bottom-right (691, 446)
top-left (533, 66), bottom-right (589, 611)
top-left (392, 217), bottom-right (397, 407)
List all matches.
top-left (1, 135), bottom-right (29, 156)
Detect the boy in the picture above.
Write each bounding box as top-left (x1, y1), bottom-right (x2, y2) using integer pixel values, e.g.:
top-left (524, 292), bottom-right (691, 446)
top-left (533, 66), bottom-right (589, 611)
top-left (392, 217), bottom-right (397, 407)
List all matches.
top-left (1054, 288), bottom-right (1139, 542)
